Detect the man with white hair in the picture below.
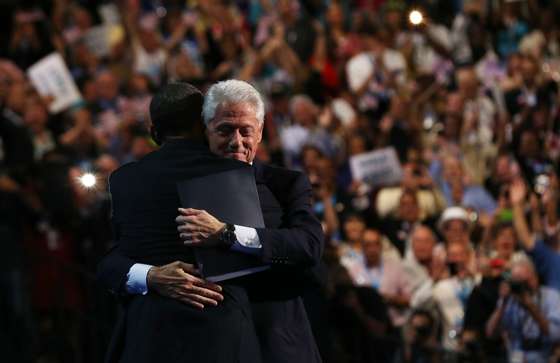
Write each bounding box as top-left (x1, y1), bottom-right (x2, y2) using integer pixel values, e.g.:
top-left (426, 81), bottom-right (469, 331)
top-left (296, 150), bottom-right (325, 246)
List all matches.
top-left (486, 257), bottom-right (560, 363)
top-left (279, 94), bottom-right (337, 168)
top-left (98, 80), bottom-right (324, 363)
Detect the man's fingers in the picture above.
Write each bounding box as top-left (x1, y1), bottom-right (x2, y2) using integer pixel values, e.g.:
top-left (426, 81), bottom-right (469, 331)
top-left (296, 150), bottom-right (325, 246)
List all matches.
top-left (178, 224), bottom-right (196, 233)
top-left (193, 279), bottom-right (223, 292)
top-left (175, 215), bottom-right (188, 224)
top-left (181, 235), bottom-right (203, 245)
top-left (178, 208), bottom-right (203, 216)
top-left (189, 285), bottom-right (224, 301)
top-left (180, 292), bottom-right (219, 307)
top-left (179, 297), bottom-right (205, 310)
top-left (176, 262), bottom-right (198, 274)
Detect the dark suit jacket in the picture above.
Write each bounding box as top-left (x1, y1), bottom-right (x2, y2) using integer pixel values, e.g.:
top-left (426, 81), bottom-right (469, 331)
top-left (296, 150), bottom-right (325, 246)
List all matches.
top-left (100, 139), bottom-right (261, 363)
top-left (98, 158), bottom-right (324, 363)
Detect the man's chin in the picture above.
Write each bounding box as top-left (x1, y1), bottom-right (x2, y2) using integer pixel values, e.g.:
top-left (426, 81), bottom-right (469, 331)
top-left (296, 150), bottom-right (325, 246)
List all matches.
top-left (225, 153), bottom-right (247, 163)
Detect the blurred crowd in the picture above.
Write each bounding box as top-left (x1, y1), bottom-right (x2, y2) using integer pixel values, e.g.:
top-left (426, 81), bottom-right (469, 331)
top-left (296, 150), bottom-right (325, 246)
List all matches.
top-left (2, 0), bottom-right (560, 362)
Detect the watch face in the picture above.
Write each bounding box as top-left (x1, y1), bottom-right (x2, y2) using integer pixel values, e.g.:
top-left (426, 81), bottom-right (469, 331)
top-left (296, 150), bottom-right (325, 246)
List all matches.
top-left (222, 228), bottom-right (235, 247)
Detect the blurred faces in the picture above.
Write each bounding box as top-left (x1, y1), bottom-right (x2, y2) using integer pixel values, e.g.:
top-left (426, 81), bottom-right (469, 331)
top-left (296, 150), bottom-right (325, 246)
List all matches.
top-left (398, 190), bottom-right (420, 222)
top-left (23, 100), bottom-right (48, 133)
top-left (277, 0), bottom-right (297, 22)
top-left (347, 134), bottom-right (367, 156)
top-left (6, 82), bottom-right (27, 113)
top-left (206, 102), bottom-right (263, 163)
top-left (507, 53), bottom-right (523, 75)
top-left (445, 92), bottom-right (464, 118)
top-left (384, 10), bottom-right (403, 31)
top-left (290, 96), bottom-right (318, 128)
top-left (138, 29), bottom-right (161, 53)
top-left (511, 261), bottom-right (539, 292)
top-left (442, 219), bottom-right (469, 245)
top-left (389, 96), bottom-right (407, 120)
top-left (456, 68), bottom-right (478, 100)
top-left (343, 215), bottom-right (366, 244)
top-left (521, 56), bottom-right (539, 85)
top-left (446, 242), bottom-right (469, 275)
top-left (494, 155), bottom-right (513, 182)
top-left (362, 229), bottom-right (383, 267)
top-left (326, 2), bottom-right (344, 28)
top-left (301, 145), bottom-right (323, 172)
top-left (130, 136), bottom-right (156, 160)
top-left (411, 225), bottom-right (436, 263)
top-left (519, 130), bottom-right (539, 159)
top-left (96, 71), bottom-right (119, 102)
top-left (443, 157), bottom-right (464, 182)
top-left (128, 74), bottom-right (150, 96)
top-left (494, 225), bottom-right (516, 260)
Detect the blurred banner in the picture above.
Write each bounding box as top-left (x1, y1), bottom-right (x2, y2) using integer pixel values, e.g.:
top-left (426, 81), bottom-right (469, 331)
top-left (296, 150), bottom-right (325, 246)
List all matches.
top-left (27, 53), bottom-right (83, 114)
top-left (350, 147), bottom-right (403, 186)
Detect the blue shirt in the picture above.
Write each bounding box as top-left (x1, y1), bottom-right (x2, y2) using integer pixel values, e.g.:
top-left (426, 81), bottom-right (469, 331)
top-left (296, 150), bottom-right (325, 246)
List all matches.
top-left (528, 240), bottom-right (560, 292)
top-left (501, 287), bottom-right (560, 363)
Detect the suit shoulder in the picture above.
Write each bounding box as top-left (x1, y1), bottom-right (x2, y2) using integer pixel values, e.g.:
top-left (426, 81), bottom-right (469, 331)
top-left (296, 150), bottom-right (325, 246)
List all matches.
top-left (261, 163), bottom-right (305, 182)
top-left (261, 164), bottom-right (311, 200)
top-left (109, 161), bottom-right (137, 184)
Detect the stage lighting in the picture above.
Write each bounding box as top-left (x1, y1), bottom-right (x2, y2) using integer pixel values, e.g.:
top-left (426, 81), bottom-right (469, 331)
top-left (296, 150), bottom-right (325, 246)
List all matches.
top-left (79, 172), bottom-right (97, 188)
top-left (409, 10), bottom-right (424, 26)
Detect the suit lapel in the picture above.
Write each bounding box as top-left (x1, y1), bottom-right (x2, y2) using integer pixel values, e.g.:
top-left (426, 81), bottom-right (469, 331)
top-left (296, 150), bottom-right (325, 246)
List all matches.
top-left (253, 159), bottom-right (267, 185)
top-left (253, 160), bottom-right (283, 228)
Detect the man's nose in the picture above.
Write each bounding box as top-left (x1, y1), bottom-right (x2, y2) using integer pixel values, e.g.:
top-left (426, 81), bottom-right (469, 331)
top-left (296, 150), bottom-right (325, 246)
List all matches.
top-left (228, 130), bottom-right (242, 147)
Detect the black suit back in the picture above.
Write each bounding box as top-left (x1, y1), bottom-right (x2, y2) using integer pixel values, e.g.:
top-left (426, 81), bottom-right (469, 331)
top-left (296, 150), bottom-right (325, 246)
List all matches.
top-left (109, 139), bottom-right (261, 363)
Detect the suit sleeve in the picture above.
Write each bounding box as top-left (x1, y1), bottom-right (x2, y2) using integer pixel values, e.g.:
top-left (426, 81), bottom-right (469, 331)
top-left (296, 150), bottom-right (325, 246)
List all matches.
top-left (97, 246), bottom-right (138, 296)
top-left (256, 172), bottom-right (324, 267)
top-left (96, 170), bottom-right (137, 296)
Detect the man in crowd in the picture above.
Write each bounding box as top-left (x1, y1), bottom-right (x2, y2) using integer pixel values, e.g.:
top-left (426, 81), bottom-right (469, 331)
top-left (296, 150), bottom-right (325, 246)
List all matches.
top-left (98, 80), bottom-right (324, 363)
top-left (510, 177), bottom-right (560, 291)
top-left (343, 228), bottom-right (411, 328)
top-left (486, 257), bottom-right (560, 362)
top-left (402, 224), bottom-right (446, 299)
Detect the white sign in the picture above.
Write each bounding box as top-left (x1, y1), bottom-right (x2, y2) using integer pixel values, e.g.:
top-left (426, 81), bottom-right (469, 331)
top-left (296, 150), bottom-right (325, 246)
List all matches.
top-left (83, 25), bottom-right (112, 57)
top-left (99, 3), bottom-right (121, 25)
top-left (27, 53), bottom-right (82, 114)
top-left (346, 53), bottom-right (374, 93)
top-left (350, 147), bottom-right (403, 186)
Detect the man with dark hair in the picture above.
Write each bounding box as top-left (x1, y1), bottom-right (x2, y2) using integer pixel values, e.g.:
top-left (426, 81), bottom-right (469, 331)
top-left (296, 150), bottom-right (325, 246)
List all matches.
top-left (98, 80), bottom-right (324, 363)
top-left (148, 82), bottom-right (204, 144)
top-left (100, 82), bottom-right (261, 363)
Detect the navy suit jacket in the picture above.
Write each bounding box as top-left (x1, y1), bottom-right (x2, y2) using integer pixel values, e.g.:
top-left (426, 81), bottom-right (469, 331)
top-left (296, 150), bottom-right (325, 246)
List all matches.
top-left (99, 139), bottom-right (261, 363)
top-left (98, 150), bottom-right (324, 363)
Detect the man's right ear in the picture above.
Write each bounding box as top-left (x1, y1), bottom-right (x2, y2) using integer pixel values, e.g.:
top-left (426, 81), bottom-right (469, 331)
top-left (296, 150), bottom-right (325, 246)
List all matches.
top-left (150, 125), bottom-right (162, 146)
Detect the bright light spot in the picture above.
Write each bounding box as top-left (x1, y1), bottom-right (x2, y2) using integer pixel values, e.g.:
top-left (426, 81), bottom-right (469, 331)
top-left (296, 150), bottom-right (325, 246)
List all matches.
top-left (409, 10), bottom-right (423, 26)
top-left (79, 173), bottom-right (97, 188)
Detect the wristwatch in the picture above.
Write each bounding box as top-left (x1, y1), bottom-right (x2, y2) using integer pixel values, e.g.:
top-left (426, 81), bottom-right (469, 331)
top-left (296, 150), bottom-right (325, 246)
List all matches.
top-left (219, 223), bottom-right (236, 248)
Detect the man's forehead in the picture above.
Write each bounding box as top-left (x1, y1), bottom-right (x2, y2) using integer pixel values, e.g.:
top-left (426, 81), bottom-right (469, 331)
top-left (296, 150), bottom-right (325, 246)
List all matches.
top-left (210, 117), bottom-right (259, 128)
top-left (211, 103), bottom-right (260, 127)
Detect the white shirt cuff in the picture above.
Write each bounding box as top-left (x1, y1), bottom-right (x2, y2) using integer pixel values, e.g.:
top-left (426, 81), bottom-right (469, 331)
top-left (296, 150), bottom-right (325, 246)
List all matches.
top-left (234, 225), bottom-right (261, 248)
top-left (126, 263), bottom-right (152, 295)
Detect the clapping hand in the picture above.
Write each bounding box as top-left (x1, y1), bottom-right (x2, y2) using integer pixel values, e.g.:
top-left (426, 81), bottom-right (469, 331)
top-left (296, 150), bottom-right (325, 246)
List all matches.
top-left (509, 178), bottom-right (527, 206)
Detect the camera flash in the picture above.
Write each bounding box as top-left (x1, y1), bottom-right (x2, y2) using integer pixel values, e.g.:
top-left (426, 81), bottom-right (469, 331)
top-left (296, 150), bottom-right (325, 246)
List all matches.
top-left (79, 173), bottom-right (97, 188)
top-left (409, 10), bottom-right (423, 26)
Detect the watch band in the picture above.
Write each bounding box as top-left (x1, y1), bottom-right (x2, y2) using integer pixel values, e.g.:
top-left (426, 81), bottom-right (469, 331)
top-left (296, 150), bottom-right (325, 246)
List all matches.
top-left (221, 223), bottom-right (236, 248)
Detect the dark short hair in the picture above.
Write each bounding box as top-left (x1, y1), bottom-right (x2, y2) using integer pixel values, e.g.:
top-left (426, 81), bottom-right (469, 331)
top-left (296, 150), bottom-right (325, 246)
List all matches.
top-left (149, 82), bottom-right (203, 139)
top-left (491, 221), bottom-right (515, 240)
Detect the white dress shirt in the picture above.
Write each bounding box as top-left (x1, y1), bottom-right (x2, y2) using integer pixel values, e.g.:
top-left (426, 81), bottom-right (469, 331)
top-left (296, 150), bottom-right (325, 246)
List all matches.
top-left (126, 225), bottom-right (261, 294)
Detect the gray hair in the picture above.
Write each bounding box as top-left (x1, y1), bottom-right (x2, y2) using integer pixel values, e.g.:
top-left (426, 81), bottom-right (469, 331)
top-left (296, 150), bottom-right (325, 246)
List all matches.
top-left (510, 255), bottom-right (537, 276)
top-left (202, 80), bottom-right (265, 126)
top-left (289, 94), bottom-right (316, 115)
